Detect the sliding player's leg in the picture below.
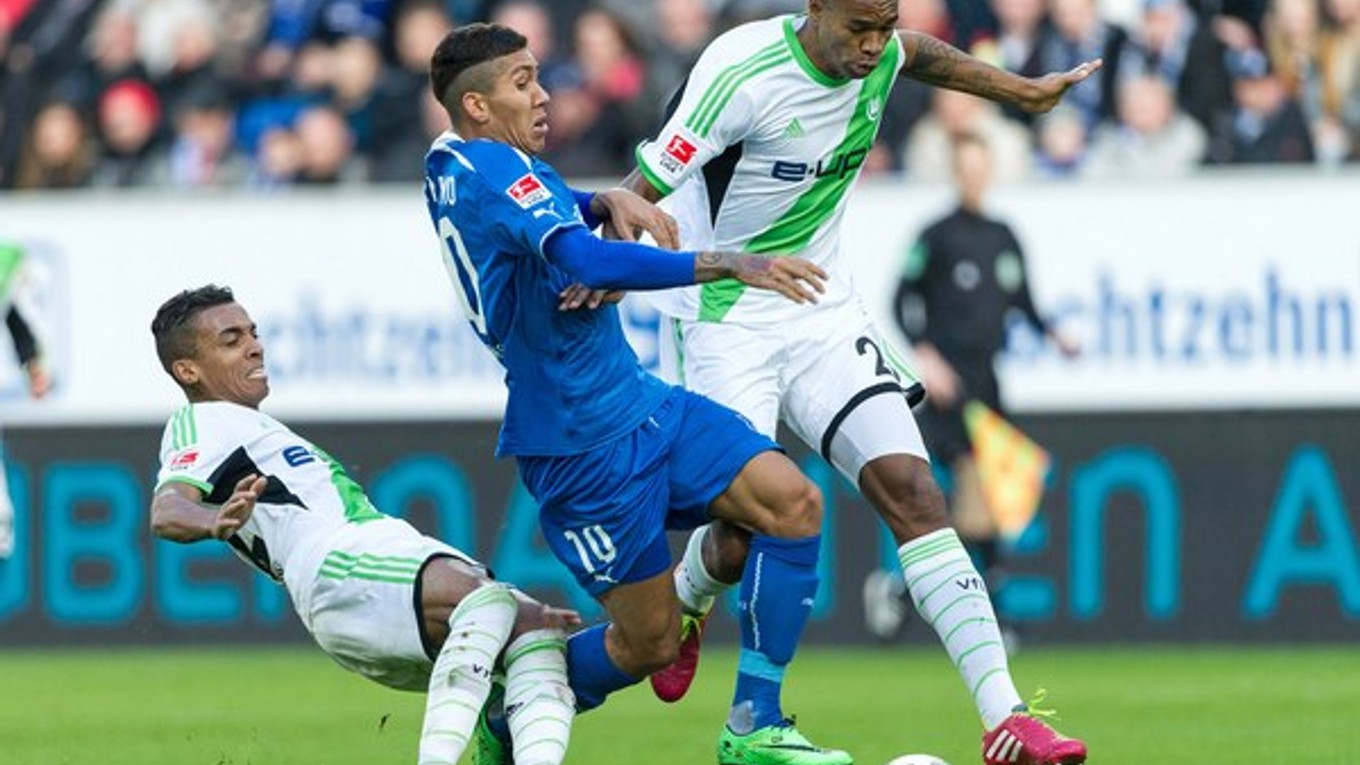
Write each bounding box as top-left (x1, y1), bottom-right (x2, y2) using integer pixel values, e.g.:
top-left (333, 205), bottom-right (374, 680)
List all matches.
top-left (419, 579), bottom-right (518, 765)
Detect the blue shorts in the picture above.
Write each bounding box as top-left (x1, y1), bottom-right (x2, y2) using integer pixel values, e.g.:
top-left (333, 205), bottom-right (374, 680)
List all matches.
top-left (518, 386), bottom-right (780, 597)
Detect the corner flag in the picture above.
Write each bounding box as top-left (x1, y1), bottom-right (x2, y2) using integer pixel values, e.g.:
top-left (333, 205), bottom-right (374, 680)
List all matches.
top-left (963, 400), bottom-right (1050, 541)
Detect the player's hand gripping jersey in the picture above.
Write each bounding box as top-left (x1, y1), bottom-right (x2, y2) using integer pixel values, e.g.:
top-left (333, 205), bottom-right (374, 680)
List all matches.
top-left (424, 132), bottom-right (668, 457)
top-left (636, 15), bottom-right (905, 324)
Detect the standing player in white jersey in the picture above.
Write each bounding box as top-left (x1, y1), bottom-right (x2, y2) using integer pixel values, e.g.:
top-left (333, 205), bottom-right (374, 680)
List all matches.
top-left (620, 2), bottom-right (1098, 764)
top-left (149, 285), bottom-right (577, 765)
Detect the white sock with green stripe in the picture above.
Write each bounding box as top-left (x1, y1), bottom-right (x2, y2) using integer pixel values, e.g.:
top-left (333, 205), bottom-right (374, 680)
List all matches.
top-left (418, 582), bottom-right (518, 765)
top-left (898, 528), bottom-right (1022, 729)
top-left (505, 628), bottom-right (574, 765)
top-left (674, 524), bottom-right (723, 616)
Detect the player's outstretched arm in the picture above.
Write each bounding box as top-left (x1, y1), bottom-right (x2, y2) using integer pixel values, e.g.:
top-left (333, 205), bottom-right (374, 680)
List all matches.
top-left (896, 30), bottom-right (1102, 113)
top-left (545, 228), bottom-right (825, 303)
top-left (150, 474), bottom-right (266, 543)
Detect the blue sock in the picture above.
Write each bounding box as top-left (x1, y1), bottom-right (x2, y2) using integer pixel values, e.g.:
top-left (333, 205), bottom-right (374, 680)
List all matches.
top-left (731, 533), bottom-right (820, 732)
top-left (566, 623), bottom-right (639, 712)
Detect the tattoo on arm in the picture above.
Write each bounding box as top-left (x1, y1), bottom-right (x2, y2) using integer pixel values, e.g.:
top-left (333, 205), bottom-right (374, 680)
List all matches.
top-left (694, 251), bottom-right (729, 282)
top-left (695, 251), bottom-right (768, 283)
top-left (900, 32), bottom-right (1010, 101)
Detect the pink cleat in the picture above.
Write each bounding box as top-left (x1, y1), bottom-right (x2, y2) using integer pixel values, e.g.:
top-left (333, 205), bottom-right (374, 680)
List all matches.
top-left (981, 712), bottom-right (1087, 765)
top-left (649, 613), bottom-right (707, 702)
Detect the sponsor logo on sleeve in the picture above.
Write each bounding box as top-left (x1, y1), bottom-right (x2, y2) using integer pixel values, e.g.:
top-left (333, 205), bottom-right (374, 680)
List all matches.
top-left (507, 173), bottom-right (552, 208)
top-left (168, 449), bottom-right (200, 470)
top-left (658, 133), bottom-right (699, 175)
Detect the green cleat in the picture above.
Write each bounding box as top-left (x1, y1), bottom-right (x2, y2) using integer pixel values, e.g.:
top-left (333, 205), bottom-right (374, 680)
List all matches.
top-left (470, 680), bottom-right (513, 765)
top-left (717, 720), bottom-right (854, 765)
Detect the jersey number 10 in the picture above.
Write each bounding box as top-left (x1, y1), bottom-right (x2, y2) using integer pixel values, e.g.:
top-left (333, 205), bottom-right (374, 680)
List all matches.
top-left (438, 214), bottom-right (491, 345)
top-left (563, 524), bottom-right (617, 576)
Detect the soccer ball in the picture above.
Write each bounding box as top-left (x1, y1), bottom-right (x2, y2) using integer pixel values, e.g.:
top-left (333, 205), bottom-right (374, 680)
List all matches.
top-left (885, 755), bottom-right (952, 765)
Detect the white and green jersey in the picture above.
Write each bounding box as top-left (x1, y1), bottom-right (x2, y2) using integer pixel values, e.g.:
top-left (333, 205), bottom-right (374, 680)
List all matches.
top-left (155, 401), bottom-right (389, 616)
top-left (636, 14), bottom-right (905, 324)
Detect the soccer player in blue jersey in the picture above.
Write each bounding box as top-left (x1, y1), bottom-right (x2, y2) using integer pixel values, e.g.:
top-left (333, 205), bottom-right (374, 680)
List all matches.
top-left (423, 22), bottom-right (852, 765)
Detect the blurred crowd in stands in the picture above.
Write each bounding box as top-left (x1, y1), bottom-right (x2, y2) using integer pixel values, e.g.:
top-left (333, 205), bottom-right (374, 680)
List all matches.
top-left (1, 0), bottom-right (1357, 192)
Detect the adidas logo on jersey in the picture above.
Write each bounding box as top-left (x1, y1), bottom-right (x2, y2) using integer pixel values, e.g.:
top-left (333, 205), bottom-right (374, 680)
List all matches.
top-left (782, 118), bottom-right (806, 139)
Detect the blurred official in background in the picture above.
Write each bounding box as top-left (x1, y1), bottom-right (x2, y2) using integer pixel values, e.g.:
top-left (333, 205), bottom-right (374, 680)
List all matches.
top-left (869, 132), bottom-right (1079, 649)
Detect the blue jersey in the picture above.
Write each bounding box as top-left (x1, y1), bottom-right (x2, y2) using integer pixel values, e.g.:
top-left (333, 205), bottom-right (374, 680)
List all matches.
top-left (423, 131), bottom-right (669, 456)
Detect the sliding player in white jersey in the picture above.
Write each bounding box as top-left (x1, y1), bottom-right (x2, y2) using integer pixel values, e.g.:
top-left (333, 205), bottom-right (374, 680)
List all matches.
top-left (149, 285), bottom-right (577, 765)
top-left (621, 2), bottom-right (1097, 764)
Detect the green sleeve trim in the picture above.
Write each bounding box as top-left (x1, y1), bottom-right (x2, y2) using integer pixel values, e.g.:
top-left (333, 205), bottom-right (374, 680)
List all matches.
top-left (635, 145), bottom-right (675, 196)
top-left (155, 475), bottom-right (213, 495)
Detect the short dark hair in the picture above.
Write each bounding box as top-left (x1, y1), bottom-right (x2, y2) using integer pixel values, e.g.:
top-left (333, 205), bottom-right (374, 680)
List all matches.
top-left (430, 23), bottom-right (528, 115)
top-left (151, 285), bottom-right (235, 375)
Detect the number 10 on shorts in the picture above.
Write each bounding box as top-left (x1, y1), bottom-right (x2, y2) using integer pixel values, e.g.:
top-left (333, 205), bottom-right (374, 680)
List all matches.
top-left (563, 524), bottom-right (617, 574)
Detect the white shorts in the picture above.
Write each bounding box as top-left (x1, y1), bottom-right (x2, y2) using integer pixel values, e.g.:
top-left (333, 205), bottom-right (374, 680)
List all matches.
top-left (658, 299), bottom-right (928, 487)
top-left (301, 517), bottom-right (482, 692)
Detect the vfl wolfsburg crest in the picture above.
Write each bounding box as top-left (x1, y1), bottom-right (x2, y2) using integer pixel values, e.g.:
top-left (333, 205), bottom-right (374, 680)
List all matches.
top-left (867, 96), bottom-right (883, 121)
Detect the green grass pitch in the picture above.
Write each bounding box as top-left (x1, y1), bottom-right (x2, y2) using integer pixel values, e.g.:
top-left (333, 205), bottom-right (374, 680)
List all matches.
top-left (1, 645), bottom-right (1356, 764)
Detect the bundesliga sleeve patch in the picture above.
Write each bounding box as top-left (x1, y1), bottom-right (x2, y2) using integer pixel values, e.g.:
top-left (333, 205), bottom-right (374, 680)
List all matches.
top-left (167, 449), bottom-right (200, 470)
top-left (659, 133), bottom-right (698, 175)
top-left (507, 173), bottom-right (552, 208)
